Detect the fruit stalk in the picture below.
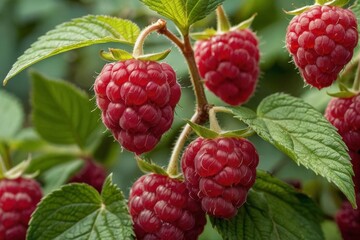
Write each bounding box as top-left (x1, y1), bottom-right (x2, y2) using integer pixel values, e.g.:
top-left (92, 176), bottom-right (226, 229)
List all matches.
top-left (167, 112), bottom-right (199, 176)
top-left (209, 107), bottom-right (222, 133)
top-left (132, 19), bottom-right (167, 57)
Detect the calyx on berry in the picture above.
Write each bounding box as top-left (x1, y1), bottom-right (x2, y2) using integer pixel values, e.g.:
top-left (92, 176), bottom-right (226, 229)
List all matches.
top-left (285, 0), bottom-right (350, 15)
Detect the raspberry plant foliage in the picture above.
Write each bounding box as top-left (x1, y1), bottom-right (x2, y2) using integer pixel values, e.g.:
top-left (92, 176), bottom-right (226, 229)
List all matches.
top-left (1, 0), bottom-right (359, 239)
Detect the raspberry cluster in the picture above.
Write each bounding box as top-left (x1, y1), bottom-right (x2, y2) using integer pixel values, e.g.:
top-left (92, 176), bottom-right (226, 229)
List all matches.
top-left (286, 5), bottom-right (358, 89)
top-left (0, 177), bottom-right (42, 240)
top-left (181, 137), bottom-right (259, 218)
top-left (68, 159), bottom-right (106, 192)
top-left (94, 59), bottom-right (181, 154)
top-left (194, 29), bottom-right (260, 106)
top-left (128, 173), bottom-right (206, 240)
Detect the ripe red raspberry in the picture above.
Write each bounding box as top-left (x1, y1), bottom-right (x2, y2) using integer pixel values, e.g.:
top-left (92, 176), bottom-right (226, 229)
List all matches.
top-left (325, 94), bottom-right (360, 152)
top-left (181, 137), bottom-right (259, 218)
top-left (0, 177), bottom-right (42, 240)
top-left (94, 59), bottom-right (181, 154)
top-left (194, 29), bottom-right (260, 106)
top-left (128, 173), bottom-right (206, 240)
top-left (335, 195), bottom-right (360, 240)
top-left (68, 159), bottom-right (106, 192)
top-left (286, 5), bottom-right (358, 89)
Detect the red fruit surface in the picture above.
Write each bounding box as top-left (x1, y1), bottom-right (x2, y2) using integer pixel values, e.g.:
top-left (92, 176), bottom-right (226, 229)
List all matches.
top-left (335, 195), bottom-right (360, 240)
top-left (286, 5), bottom-right (358, 89)
top-left (325, 94), bottom-right (360, 152)
top-left (94, 59), bottom-right (181, 154)
top-left (181, 137), bottom-right (259, 218)
top-left (69, 159), bottom-right (106, 192)
top-left (194, 29), bottom-right (260, 106)
top-left (0, 177), bottom-right (42, 240)
top-left (128, 174), bottom-right (206, 240)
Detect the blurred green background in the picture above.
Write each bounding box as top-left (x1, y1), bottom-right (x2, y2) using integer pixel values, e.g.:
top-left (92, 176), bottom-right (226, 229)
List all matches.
top-left (1, 0), bottom-right (356, 239)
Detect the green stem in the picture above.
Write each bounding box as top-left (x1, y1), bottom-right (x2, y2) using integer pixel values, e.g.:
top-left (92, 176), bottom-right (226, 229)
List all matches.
top-left (133, 19), bottom-right (167, 58)
top-left (167, 113), bottom-right (199, 176)
top-left (216, 5), bottom-right (231, 32)
top-left (209, 108), bottom-right (222, 133)
top-left (212, 105), bottom-right (234, 114)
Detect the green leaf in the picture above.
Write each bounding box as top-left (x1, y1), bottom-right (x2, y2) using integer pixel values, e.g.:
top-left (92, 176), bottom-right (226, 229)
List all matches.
top-left (3, 15), bottom-right (140, 85)
top-left (0, 90), bottom-right (24, 139)
top-left (27, 174), bottom-right (134, 240)
top-left (27, 153), bottom-right (81, 175)
top-left (140, 0), bottom-right (225, 34)
top-left (41, 159), bottom-right (84, 194)
top-left (31, 71), bottom-right (103, 150)
top-left (211, 171), bottom-right (324, 240)
top-left (228, 93), bottom-right (355, 206)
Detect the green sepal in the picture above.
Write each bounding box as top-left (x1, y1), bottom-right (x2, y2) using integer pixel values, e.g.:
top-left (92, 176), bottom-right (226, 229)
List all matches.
top-left (136, 157), bottom-right (168, 176)
top-left (284, 5), bottom-right (313, 15)
top-left (327, 82), bottom-right (358, 98)
top-left (190, 28), bottom-right (217, 40)
top-left (320, 0), bottom-right (350, 7)
top-left (100, 48), bottom-right (133, 61)
top-left (186, 120), bottom-right (220, 139)
top-left (4, 157), bottom-right (38, 179)
top-left (286, 0), bottom-right (349, 16)
top-left (136, 49), bottom-right (171, 61)
top-left (231, 13), bottom-right (257, 31)
top-left (186, 120), bottom-right (255, 139)
top-left (220, 128), bottom-right (255, 138)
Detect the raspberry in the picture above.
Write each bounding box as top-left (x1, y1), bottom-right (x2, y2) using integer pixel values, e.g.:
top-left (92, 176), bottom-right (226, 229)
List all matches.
top-left (286, 5), bottom-right (358, 89)
top-left (0, 177), bottom-right (42, 240)
top-left (94, 59), bottom-right (181, 154)
top-left (325, 94), bottom-right (360, 152)
top-left (194, 29), bottom-right (260, 105)
top-left (68, 159), bottom-right (106, 192)
top-left (335, 195), bottom-right (360, 240)
top-left (181, 137), bottom-right (259, 218)
top-left (128, 173), bottom-right (206, 240)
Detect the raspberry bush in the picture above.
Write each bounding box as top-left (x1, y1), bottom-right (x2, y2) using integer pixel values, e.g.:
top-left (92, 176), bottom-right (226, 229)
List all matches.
top-left (1, 0), bottom-right (360, 239)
